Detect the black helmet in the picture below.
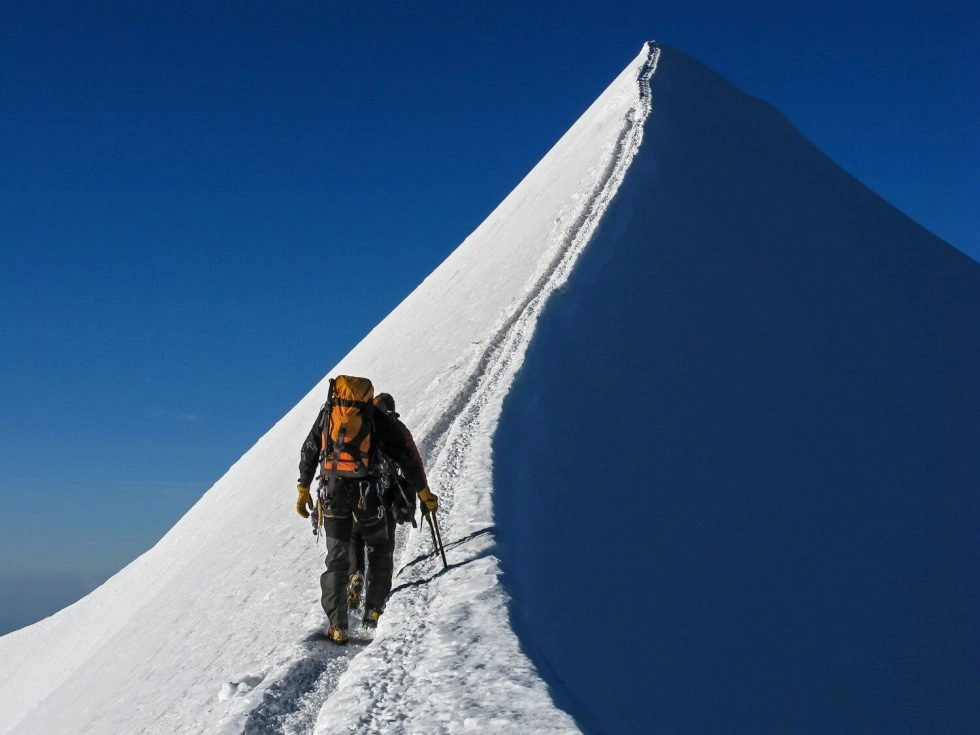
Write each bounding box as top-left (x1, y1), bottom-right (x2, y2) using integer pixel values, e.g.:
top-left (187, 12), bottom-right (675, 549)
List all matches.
top-left (374, 392), bottom-right (396, 415)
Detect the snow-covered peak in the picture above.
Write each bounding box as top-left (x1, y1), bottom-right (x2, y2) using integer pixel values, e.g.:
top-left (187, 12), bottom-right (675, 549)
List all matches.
top-left (3, 39), bottom-right (977, 734)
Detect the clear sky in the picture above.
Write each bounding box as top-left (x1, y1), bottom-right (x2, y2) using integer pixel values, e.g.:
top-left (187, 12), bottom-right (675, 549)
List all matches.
top-left (1, 0), bottom-right (976, 633)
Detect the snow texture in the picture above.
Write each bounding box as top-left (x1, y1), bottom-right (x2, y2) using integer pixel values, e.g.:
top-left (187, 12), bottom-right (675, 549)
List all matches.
top-left (496, 45), bottom-right (980, 734)
top-left (2, 41), bottom-right (978, 735)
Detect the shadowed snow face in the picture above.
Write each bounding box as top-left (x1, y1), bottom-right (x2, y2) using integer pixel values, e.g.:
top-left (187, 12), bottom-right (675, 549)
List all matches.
top-left (495, 44), bottom-right (980, 735)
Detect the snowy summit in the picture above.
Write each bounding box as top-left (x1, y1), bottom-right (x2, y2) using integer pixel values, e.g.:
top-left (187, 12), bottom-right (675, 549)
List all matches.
top-left (1, 43), bottom-right (977, 734)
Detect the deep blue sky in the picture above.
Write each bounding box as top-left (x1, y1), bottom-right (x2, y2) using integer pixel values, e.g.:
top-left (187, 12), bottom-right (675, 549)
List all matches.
top-left (1, 0), bottom-right (976, 633)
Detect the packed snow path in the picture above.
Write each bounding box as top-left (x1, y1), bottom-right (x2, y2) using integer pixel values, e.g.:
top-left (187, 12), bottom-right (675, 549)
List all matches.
top-left (229, 46), bottom-right (659, 735)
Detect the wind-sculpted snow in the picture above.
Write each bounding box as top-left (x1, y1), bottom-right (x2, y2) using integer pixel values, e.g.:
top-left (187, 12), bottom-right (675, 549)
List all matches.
top-left (0, 44), bottom-right (657, 735)
top-left (496, 44), bottom-right (980, 735)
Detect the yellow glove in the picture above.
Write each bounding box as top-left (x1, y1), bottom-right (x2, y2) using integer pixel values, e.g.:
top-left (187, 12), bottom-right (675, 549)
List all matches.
top-left (296, 484), bottom-right (314, 518)
top-left (417, 486), bottom-right (438, 514)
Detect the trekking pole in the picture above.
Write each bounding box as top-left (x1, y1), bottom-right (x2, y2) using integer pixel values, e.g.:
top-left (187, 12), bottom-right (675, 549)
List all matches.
top-left (423, 508), bottom-right (448, 569)
top-left (431, 511), bottom-right (448, 569)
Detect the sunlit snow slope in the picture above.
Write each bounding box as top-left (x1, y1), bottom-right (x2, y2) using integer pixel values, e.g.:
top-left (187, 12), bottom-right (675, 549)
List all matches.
top-left (0, 45), bottom-right (657, 735)
top-left (496, 45), bottom-right (980, 734)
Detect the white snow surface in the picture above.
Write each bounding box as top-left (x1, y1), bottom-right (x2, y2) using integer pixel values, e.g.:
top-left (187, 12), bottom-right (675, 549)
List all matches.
top-left (0, 44), bottom-right (657, 734)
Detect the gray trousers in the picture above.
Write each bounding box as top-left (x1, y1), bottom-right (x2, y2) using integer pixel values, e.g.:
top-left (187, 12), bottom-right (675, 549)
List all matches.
top-left (320, 480), bottom-right (396, 627)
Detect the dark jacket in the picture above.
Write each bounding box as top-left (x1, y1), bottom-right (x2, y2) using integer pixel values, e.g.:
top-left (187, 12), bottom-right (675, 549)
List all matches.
top-left (298, 403), bottom-right (427, 493)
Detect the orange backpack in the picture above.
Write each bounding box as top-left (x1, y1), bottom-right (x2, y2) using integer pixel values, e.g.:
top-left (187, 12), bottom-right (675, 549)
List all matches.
top-left (321, 375), bottom-right (375, 478)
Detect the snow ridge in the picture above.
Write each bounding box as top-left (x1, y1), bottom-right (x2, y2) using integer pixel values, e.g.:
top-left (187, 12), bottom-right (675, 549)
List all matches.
top-left (292, 43), bottom-right (658, 734)
top-left (415, 44), bottom-right (659, 470)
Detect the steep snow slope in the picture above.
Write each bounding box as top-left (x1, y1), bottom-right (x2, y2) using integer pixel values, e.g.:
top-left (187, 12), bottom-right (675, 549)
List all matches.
top-left (496, 45), bottom-right (980, 734)
top-left (6, 40), bottom-right (974, 735)
top-left (0, 45), bottom-right (657, 734)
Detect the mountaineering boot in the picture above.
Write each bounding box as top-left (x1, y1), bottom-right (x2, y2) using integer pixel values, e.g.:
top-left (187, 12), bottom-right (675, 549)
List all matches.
top-left (347, 572), bottom-right (364, 610)
top-left (326, 624), bottom-right (350, 645)
top-left (362, 607), bottom-right (383, 629)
